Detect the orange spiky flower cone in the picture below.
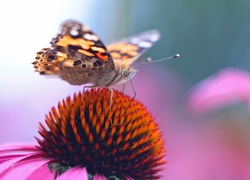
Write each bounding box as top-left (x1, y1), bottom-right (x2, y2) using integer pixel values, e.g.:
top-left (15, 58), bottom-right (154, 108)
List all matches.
top-left (37, 88), bottom-right (166, 179)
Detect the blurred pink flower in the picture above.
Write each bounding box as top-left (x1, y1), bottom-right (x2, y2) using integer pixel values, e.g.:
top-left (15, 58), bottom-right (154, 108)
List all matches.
top-left (187, 68), bottom-right (250, 114)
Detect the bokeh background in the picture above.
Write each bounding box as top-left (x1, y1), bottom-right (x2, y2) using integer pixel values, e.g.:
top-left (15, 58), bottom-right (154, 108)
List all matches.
top-left (1, 0), bottom-right (250, 179)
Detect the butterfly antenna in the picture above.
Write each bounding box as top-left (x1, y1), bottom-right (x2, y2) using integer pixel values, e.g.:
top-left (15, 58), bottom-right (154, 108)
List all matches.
top-left (132, 53), bottom-right (180, 68)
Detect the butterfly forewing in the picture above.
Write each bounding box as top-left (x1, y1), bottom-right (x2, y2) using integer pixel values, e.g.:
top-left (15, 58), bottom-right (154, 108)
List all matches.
top-left (33, 20), bottom-right (116, 86)
top-left (51, 20), bottom-right (113, 63)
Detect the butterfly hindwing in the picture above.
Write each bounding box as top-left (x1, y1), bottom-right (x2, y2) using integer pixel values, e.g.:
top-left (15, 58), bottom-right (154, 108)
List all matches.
top-left (107, 30), bottom-right (160, 67)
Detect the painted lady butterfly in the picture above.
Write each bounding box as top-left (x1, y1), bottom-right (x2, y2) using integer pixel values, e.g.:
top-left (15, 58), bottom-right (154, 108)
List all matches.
top-left (32, 20), bottom-right (161, 104)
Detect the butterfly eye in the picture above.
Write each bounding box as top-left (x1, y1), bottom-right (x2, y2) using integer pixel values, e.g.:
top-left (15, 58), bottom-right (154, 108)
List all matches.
top-left (122, 69), bottom-right (130, 77)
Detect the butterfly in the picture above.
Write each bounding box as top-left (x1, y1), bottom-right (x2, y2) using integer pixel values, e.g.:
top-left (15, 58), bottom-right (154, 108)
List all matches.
top-left (32, 20), bottom-right (160, 106)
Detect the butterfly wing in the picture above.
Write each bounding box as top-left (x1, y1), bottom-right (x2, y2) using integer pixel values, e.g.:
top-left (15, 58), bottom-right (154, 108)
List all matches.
top-left (33, 20), bottom-right (115, 86)
top-left (107, 30), bottom-right (160, 67)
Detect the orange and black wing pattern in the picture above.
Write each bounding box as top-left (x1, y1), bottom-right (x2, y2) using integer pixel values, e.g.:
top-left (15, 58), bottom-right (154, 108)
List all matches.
top-left (32, 20), bottom-right (117, 86)
top-left (33, 20), bottom-right (114, 76)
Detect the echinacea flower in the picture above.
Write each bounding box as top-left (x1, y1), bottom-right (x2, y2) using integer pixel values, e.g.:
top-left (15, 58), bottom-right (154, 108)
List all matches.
top-left (0, 88), bottom-right (166, 179)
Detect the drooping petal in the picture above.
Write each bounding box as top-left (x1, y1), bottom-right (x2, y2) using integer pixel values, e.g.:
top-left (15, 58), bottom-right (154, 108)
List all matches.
top-left (57, 167), bottom-right (88, 180)
top-left (187, 68), bottom-right (250, 114)
top-left (0, 143), bottom-right (46, 164)
top-left (0, 143), bottom-right (39, 153)
top-left (0, 156), bottom-right (52, 179)
top-left (27, 162), bottom-right (53, 180)
top-left (0, 152), bottom-right (30, 164)
top-left (0, 143), bottom-right (54, 179)
top-left (0, 155), bottom-right (30, 177)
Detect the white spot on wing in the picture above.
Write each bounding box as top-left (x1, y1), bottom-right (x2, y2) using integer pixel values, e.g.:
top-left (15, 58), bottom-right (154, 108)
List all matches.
top-left (138, 41), bottom-right (152, 48)
top-left (129, 30), bottom-right (160, 46)
top-left (149, 32), bottom-right (160, 42)
top-left (131, 38), bottom-right (140, 44)
top-left (70, 29), bottom-right (79, 36)
top-left (83, 33), bottom-right (98, 41)
top-left (139, 30), bottom-right (160, 42)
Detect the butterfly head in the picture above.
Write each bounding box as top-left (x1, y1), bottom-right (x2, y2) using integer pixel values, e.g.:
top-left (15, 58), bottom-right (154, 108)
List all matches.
top-left (117, 67), bottom-right (138, 85)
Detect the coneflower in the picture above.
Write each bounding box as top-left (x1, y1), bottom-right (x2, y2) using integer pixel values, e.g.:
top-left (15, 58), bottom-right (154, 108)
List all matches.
top-left (0, 89), bottom-right (166, 179)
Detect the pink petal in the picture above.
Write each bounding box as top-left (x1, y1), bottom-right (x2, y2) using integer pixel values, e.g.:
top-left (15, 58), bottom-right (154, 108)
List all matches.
top-left (0, 143), bottom-right (53, 179)
top-left (187, 68), bottom-right (250, 114)
top-left (0, 143), bottom-right (46, 164)
top-left (26, 159), bottom-right (53, 180)
top-left (0, 155), bottom-right (30, 177)
top-left (0, 156), bottom-right (52, 179)
top-left (57, 167), bottom-right (88, 180)
top-left (0, 143), bottom-right (39, 153)
top-left (93, 174), bottom-right (107, 180)
top-left (0, 151), bottom-right (43, 164)
top-left (0, 154), bottom-right (28, 164)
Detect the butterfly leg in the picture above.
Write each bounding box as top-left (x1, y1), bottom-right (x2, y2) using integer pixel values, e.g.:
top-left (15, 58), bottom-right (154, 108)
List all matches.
top-left (82, 86), bottom-right (92, 94)
top-left (124, 79), bottom-right (136, 113)
top-left (82, 86), bottom-right (95, 96)
top-left (130, 79), bottom-right (136, 100)
top-left (106, 86), bottom-right (113, 109)
top-left (121, 83), bottom-right (126, 93)
top-left (82, 86), bottom-right (86, 94)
